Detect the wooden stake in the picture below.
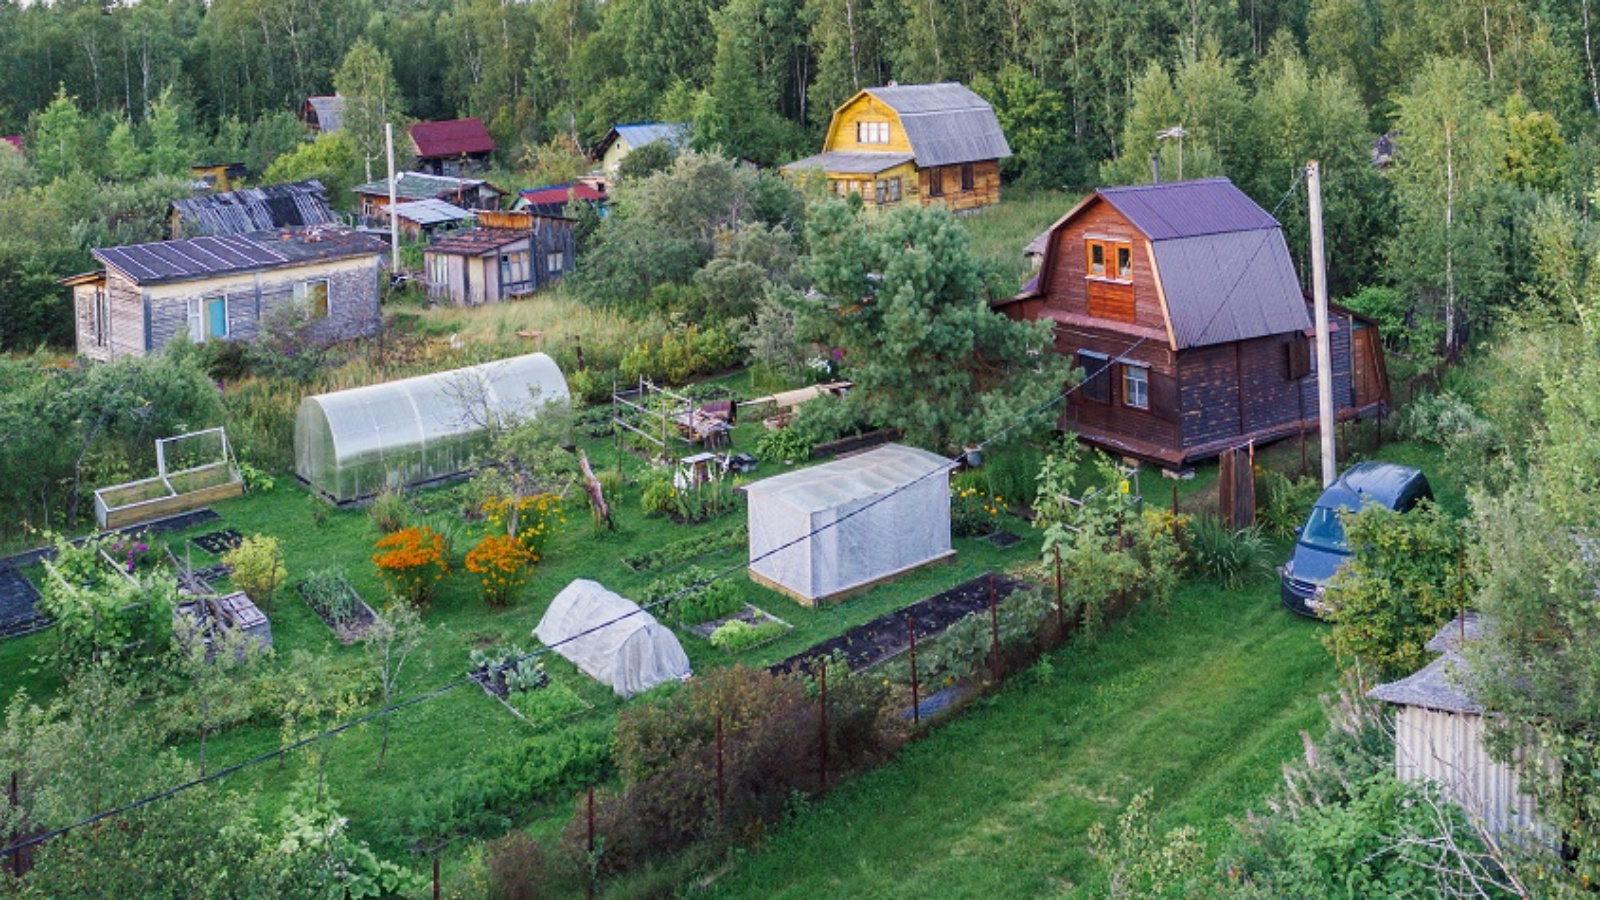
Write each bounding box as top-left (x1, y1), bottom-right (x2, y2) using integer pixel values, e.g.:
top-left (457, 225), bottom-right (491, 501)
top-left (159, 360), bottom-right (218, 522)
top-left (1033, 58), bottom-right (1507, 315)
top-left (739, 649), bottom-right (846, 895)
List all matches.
top-left (908, 618), bottom-right (920, 725)
top-left (1054, 545), bottom-right (1065, 632)
top-left (818, 663), bottom-right (828, 791)
top-left (715, 714), bottom-right (725, 818)
top-left (988, 574), bottom-right (1001, 682)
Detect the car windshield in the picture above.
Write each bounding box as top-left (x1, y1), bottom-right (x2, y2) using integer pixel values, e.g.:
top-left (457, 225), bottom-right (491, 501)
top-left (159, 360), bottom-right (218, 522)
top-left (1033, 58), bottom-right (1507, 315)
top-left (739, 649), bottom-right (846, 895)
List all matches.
top-left (1299, 506), bottom-right (1349, 554)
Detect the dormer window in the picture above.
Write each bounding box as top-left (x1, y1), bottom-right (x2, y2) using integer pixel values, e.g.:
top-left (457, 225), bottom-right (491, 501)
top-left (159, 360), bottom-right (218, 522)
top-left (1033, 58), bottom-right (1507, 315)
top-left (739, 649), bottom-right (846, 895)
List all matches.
top-left (1086, 239), bottom-right (1133, 282)
top-left (857, 121), bottom-right (890, 144)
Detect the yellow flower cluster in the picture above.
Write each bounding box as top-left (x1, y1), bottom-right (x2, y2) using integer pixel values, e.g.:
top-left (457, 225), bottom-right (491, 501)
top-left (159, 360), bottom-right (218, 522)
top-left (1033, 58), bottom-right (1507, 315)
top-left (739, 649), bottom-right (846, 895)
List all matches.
top-left (465, 533), bottom-right (535, 607)
top-left (482, 492), bottom-right (566, 557)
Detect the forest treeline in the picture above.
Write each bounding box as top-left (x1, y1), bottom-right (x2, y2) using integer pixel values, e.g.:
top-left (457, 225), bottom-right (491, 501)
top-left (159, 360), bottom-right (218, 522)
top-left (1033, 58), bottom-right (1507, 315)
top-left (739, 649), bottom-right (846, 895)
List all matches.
top-left (0, 0), bottom-right (1598, 357)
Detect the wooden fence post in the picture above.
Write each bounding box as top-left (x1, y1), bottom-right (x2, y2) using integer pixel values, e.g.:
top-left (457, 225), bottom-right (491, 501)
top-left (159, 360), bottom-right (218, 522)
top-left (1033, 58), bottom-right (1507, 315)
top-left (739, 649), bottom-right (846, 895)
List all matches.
top-left (818, 662), bottom-right (828, 791)
top-left (715, 714), bottom-right (725, 819)
top-left (988, 575), bottom-right (1001, 683)
top-left (908, 618), bottom-right (920, 725)
top-left (1053, 545), bottom-right (1065, 633)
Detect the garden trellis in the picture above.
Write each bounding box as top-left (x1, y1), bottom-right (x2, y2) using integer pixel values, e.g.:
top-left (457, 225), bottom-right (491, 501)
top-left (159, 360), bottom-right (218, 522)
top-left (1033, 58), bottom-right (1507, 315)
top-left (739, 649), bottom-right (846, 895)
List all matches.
top-left (294, 353), bottom-right (569, 502)
top-left (92, 427), bottom-right (244, 529)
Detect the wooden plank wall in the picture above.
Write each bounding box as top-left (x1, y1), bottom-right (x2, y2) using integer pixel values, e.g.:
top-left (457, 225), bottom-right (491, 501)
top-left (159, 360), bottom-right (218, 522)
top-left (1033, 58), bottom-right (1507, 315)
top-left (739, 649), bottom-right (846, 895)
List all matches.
top-left (1055, 323), bottom-right (1180, 450)
top-left (1039, 199), bottom-right (1166, 335)
top-left (918, 159), bottom-right (1000, 212)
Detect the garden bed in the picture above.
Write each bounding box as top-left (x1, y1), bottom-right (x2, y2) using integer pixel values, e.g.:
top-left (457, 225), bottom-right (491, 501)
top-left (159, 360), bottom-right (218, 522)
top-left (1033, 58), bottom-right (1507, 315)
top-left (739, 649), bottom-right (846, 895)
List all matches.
top-left (986, 531), bottom-right (1022, 549)
top-left (294, 572), bottom-right (382, 644)
top-left (690, 604), bottom-right (792, 652)
top-left (769, 573), bottom-right (1029, 676)
top-left (498, 680), bottom-right (593, 729)
top-left (191, 529), bottom-right (243, 555)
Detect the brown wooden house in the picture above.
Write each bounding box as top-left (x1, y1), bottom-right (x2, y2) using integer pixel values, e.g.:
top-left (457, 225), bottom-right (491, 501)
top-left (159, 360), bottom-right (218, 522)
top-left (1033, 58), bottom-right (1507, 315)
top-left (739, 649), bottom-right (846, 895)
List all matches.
top-left (994, 178), bottom-right (1388, 469)
top-left (781, 82), bottom-right (1010, 213)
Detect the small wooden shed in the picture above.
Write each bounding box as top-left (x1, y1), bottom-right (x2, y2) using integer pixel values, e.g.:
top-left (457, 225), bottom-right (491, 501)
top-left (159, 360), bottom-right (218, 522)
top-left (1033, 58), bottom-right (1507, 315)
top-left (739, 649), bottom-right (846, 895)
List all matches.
top-left (1369, 614), bottom-right (1548, 841)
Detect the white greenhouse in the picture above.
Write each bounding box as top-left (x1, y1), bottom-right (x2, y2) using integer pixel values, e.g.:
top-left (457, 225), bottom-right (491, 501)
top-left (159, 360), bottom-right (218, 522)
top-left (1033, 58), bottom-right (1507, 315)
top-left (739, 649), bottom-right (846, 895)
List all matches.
top-left (294, 352), bottom-right (569, 502)
top-left (746, 443), bottom-right (954, 605)
top-left (534, 579), bottom-right (692, 698)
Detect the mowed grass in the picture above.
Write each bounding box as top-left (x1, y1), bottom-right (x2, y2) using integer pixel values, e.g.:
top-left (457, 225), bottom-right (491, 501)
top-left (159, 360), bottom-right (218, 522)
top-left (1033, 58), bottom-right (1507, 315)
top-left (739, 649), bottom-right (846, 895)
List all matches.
top-left (702, 575), bottom-right (1335, 899)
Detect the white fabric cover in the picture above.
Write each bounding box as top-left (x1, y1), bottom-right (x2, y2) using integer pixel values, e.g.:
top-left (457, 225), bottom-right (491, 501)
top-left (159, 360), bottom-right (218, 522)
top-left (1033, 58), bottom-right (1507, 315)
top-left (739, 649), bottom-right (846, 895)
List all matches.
top-left (534, 579), bottom-right (691, 698)
top-left (746, 444), bottom-right (953, 602)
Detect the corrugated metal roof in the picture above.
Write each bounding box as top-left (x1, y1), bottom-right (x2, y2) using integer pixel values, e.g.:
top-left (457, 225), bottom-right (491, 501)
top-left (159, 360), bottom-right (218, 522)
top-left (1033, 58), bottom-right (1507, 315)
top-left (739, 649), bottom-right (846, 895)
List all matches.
top-left (305, 96), bottom-right (343, 133)
top-left (1370, 615), bottom-right (1484, 714)
top-left (389, 198), bottom-right (473, 226)
top-left (408, 118), bottom-right (496, 158)
top-left (426, 228), bottom-right (525, 256)
top-left (170, 180), bottom-right (339, 237)
top-left (1152, 230), bottom-right (1310, 348)
top-left (611, 122), bottom-right (687, 151)
top-left (353, 172), bottom-right (496, 201)
top-left (781, 150), bottom-right (915, 174)
top-left (858, 82), bottom-right (1012, 167)
top-left (94, 227), bottom-right (386, 285)
top-left (1099, 178), bottom-right (1281, 240)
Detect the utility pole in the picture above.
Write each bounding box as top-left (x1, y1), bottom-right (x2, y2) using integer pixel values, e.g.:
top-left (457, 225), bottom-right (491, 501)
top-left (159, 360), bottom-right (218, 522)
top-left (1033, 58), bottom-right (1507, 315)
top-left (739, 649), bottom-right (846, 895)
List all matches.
top-left (1307, 160), bottom-right (1336, 487)
top-left (385, 123), bottom-right (400, 278)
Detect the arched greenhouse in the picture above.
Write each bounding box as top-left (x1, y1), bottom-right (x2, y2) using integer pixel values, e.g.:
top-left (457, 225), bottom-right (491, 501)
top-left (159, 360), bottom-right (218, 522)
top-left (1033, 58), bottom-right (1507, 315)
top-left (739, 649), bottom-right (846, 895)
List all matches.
top-left (294, 352), bottom-right (569, 502)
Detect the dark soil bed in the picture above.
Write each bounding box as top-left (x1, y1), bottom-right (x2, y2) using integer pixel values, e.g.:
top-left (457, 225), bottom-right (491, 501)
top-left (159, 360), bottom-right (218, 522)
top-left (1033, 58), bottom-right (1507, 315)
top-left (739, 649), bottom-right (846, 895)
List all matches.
top-left (191, 529), bottom-right (244, 555)
top-left (769, 573), bottom-right (1028, 677)
top-left (987, 530), bottom-right (1022, 549)
top-left (294, 580), bottom-right (382, 644)
top-left (0, 508), bottom-right (221, 573)
top-left (0, 569), bottom-right (46, 638)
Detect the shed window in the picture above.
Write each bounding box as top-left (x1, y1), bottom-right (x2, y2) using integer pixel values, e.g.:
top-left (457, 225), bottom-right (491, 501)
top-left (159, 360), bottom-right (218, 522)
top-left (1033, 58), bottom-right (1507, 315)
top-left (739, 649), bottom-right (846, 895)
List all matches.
top-left (295, 279), bottom-right (330, 319)
top-left (93, 288), bottom-right (109, 347)
top-left (888, 177), bottom-right (901, 202)
top-left (428, 254), bottom-right (449, 288)
top-left (961, 162), bottom-right (974, 191)
top-left (1077, 351), bottom-right (1110, 403)
top-left (856, 121), bottom-right (890, 144)
top-left (875, 180), bottom-right (887, 204)
top-left (547, 251), bottom-right (564, 274)
top-left (500, 250), bottom-right (530, 289)
top-left (1086, 239), bottom-right (1133, 282)
top-left (928, 166), bottom-right (944, 198)
top-left (187, 296), bottom-right (228, 341)
top-left (1123, 364), bottom-right (1149, 410)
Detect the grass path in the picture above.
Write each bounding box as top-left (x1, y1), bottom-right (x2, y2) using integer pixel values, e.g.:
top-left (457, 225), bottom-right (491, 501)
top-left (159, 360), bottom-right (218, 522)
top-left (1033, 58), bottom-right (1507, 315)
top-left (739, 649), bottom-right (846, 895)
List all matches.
top-left (701, 575), bottom-right (1335, 898)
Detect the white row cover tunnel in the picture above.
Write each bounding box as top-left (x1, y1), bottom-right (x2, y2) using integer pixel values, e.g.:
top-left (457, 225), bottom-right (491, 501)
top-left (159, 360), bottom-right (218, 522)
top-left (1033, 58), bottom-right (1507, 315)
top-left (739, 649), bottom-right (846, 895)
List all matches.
top-left (746, 444), bottom-right (955, 605)
top-left (535, 579), bottom-right (691, 698)
top-left (294, 352), bottom-right (569, 501)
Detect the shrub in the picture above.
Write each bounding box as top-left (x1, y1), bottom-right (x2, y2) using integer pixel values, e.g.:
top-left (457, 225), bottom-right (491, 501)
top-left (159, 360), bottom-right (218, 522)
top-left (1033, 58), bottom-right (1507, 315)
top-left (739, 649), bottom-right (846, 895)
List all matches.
top-left (950, 473), bottom-right (1006, 537)
top-left (37, 533), bottom-right (176, 675)
top-left (484, 830), bottom-right (550, 900)
top-left (367, 482), bottom-right (409, 534)
top-left (465, 533), bottom-right (535, 608)
top-left (224, 534), bottom-right (288, 608)
top-left (1258, 470), bottom-right (1322, 537)
top-left (372, 526), bottom-right (448, 605)
top-left (1186, 516), bottom-right (1272, 590)
top-left (755, 427), bottom-right (810, 464)
top-left (640, 472), bottom-right (675, 517)
top-left (237, 460), bottom-right (275, 493)
top-left (709, 619), bottom-right (789, 651)
top-left (482, 493), bottom-right (564, 558)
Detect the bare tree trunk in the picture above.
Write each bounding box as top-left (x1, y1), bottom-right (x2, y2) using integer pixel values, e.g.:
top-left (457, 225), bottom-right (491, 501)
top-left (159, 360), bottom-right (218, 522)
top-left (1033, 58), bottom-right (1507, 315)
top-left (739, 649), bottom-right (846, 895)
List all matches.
top-left (846, 0), bottom-right (860, 90)
top-left (578, 450), bottom-right (612, 529)
top-left (1585, 0), bottom-right (1600, 116)
top-left (1444, 121), bottom-right (1458, 358)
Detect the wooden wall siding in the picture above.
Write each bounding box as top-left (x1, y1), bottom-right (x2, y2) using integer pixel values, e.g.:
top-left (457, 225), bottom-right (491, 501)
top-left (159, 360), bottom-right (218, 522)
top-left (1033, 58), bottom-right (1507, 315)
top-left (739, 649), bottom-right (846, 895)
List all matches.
top-left (1041, 199), bottom-right (1165, 334)
top-left (827, 96), bottom-right (913, 155)
top-left (1055, 323), bottom-right (1181, 451)
top-left (1293, 324), bottom-right (1354, 419)
top-left (1177, 343), bottom-right (1243, 448)
top-left (1086, 280), bottom-right (1134, 322)
top-left (1350, 320), bottom-right (1386, 408)
top-left (76, 273), bottom-right (149, 360)
top-left (918, 159), bottom-right (1000, 212)
top-left (142, 260), bottom-right (380, 354)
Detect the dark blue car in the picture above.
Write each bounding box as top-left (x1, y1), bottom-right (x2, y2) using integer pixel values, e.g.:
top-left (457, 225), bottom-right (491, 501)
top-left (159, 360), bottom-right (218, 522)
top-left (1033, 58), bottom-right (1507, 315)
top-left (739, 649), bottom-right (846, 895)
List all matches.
top-left (1280, 461), bottom-right (1432, 617)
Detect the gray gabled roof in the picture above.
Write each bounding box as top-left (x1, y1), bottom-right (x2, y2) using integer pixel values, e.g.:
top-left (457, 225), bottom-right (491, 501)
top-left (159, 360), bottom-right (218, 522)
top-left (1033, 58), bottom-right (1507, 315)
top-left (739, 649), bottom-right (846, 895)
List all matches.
top-left (94, 227), bottom-right (385, 286)
top-left (596, 121), bottom-right (689, 159)
top-left (1370, 613), bottom-right (1484, 714)
top-left (305, 96), bottom-right (343, 133)
top-left (352, 172), bottom-right (499, 201)
top-left (170, 179), bottom-right (339, 237)
top-left (856, 83), bottom-right (1011, 168)
top-left (1097, 178), bottom-right (1280, 240)
top-left (781, 150), bottom-right (916, 174)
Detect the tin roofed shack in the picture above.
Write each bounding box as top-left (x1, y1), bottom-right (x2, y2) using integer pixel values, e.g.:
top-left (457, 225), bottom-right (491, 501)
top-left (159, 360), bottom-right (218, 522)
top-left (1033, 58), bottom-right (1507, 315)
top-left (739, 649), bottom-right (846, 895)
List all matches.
top-left (69, 226), bottom-right (386, 362)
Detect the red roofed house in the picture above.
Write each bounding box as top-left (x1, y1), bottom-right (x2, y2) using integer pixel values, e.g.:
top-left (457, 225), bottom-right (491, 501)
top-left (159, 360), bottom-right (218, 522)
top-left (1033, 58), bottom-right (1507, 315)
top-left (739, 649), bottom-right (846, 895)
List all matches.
top-left (513, 183), bottom-right (606, 218)
top-left (408, 118), bottom-right (496, 176)
top-left (993, 177), bottom-right (1388, 469)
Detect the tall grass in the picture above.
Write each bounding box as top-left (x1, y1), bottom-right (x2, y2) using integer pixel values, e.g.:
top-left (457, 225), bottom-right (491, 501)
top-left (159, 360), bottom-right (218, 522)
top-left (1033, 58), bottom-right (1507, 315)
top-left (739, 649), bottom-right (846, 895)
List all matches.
top-left (960, 186), bottom-right (1077, 287)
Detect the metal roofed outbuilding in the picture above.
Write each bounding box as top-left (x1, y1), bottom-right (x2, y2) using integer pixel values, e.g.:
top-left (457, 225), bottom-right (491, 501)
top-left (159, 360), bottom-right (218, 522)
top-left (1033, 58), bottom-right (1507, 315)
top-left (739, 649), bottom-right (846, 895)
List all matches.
top-left (294, 353), bottom-right (569, 502)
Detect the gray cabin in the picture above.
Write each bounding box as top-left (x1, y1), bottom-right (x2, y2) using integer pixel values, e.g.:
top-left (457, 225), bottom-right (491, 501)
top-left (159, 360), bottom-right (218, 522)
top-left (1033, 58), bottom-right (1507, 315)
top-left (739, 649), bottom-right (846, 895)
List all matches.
top-left (423, 210), bottom-right (575, 306)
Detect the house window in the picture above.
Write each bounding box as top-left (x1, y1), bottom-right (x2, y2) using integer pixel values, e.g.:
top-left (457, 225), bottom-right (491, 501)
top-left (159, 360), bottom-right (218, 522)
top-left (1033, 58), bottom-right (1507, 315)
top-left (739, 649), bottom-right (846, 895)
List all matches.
top-left (295, 279), bottom-right (330, 319)
top-left (93, 288), bottom-right (109, 347)
top-left (856, 121), bottom-right (890, 144)
top-left (500, 250), bottom-right (530, 289)
top-left (186, 296), bottom-right (228, 341)
top-left (1086, 239), bottom-right (1133, 282)
top-left (928, 166), bottom-right (944, 198)
top-left (1077, 351), bottom-right (1110, 403)
top-left (888, 177), bottom-right (901, 202)
top-left (961, 162), bottom-right (974, 191)
top-left (547, 251), bottom-right (564, 274)
top-left (428, 254), bottom-right (449, 288)
top-left (1123, 364), bottom-right (1149, 410)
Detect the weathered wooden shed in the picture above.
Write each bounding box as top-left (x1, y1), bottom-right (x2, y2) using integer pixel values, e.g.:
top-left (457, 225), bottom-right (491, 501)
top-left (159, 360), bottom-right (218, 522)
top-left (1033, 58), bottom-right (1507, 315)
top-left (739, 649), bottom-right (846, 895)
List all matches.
top-left (993, 178), bottom-right (1388, 469)
top-left (423, 210), bottom-right (575, 306)
top-left (301, 96), bottom-right (344, 134)
top-left (1370, 614), bottom-right (1548, 841)
top-left (408, 118), bottom-right (496, 176)
top-left (385, 198), bottom-right (474, 242)
top-left (782, 82), bottom-right (1011, 213)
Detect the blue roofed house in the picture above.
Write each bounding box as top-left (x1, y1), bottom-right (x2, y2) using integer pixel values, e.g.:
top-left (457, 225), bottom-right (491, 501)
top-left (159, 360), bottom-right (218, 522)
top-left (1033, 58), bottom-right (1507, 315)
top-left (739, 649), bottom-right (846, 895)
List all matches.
top-left (594, 122), bottom-right (689, 175)
top-left (69, 227), bottom-right (387, 362)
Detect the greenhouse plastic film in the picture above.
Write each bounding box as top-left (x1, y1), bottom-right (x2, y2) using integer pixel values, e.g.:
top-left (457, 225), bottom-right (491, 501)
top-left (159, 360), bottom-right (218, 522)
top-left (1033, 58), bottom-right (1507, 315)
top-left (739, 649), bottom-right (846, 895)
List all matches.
top-left (534, 579), bottom-right (691, 698)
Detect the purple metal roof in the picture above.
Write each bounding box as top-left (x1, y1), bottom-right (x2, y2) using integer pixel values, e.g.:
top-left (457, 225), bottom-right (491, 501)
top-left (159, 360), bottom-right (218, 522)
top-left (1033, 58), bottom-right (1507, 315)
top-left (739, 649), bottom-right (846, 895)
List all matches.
top-left (1099, 178), bottom-right (1280, 241)
top-left (1153, 230), bottom-right (1311, 348)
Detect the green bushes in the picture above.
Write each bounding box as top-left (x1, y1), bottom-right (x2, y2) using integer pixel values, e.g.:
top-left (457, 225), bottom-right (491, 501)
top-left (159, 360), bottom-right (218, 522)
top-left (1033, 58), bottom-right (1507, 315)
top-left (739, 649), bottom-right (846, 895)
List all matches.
top-left (709, 619), bottom-right (788, 651)
top-left (754, 427), bottom-right (811, 464)
top-left (1258, 470), bottom-right (1323, 537)
top-left (1185, 516), bottom-right (1273, 590)
top-left (221, 534), bottom-right (287, 609)
top-left (37, 533), bottom-right (177, 676)
top-left (619, 323), bottom-right (743, 386)
top-left (622, 524), bottom-right (746, 571)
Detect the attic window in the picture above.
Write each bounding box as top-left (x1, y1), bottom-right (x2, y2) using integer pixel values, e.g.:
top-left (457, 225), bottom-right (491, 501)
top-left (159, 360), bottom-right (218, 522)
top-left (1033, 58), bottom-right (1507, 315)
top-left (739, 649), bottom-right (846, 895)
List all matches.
top-left (1086, 239), bottom-right (1133, 282)
top-left (857, 121), bottom-right (890, 144)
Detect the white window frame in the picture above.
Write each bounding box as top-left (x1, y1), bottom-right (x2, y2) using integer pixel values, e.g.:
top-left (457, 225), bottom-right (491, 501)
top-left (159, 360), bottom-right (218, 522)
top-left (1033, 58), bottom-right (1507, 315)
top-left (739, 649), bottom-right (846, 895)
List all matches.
top-left (185, 295), bottom-right (230, 341)
top-left (93, 287), bottom-right (109, 347)
top-left (856, 121), bottom-right (890, 144)
top-left (1123, 364), bottom-right (1150, 410)
top-left (547, 251), bottom-right (564, 274)
top-left (294, 279), bottom-right (331, 320)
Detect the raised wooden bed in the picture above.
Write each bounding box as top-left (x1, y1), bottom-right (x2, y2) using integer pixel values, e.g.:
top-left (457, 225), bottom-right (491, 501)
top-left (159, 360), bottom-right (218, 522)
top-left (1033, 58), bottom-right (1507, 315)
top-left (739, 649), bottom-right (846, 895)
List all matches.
top-left (96, 465), bottom-right (243, 530)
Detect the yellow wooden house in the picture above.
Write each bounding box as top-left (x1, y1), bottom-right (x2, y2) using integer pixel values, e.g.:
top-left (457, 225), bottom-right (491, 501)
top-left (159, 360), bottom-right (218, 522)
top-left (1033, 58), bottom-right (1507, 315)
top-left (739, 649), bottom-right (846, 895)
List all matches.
top-left (782, 82), bottom-right (1011, 213)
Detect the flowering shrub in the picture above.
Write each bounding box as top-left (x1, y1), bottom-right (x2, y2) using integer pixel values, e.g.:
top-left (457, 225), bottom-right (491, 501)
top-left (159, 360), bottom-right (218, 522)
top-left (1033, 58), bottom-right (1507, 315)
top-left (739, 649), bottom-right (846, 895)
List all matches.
top-left (223, 534), bottom-right (287, 608)
top-left (372, 526), bottom-right (448, 605)
top-left (951, 483), bottom-right (1006, 537)
top-left (465, 533), bottom-right (535, 607)
top-left (482, 493), bottom-right (564, 558)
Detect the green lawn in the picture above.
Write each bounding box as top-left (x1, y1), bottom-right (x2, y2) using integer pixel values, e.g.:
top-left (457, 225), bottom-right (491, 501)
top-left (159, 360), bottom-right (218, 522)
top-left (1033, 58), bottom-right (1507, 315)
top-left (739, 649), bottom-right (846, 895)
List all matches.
top-left (699, 573), bottom-right (1334, 899)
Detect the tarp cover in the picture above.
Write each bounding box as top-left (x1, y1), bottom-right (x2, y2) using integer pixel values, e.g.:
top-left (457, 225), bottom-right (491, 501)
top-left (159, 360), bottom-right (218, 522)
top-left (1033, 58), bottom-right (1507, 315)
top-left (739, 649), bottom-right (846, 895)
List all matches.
top-left (534, 579), bottom-right (691, 698)
top-left (746, 444), bottom-right (953, 603)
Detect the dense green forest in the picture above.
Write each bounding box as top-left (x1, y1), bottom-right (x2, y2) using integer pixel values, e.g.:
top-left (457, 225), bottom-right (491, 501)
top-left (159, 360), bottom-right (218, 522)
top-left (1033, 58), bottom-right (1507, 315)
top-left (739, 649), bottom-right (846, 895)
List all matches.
top-left (0, 0), bottom-right (1596, 357)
